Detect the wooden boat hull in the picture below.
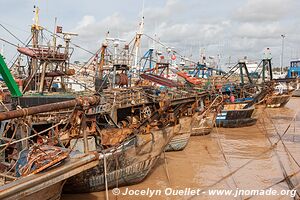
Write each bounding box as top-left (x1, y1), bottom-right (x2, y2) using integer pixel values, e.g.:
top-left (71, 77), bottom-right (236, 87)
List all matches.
top-left (216, 118), bottom-right (257, 128)
top-left (216, 105), bottom-right (257, 128)
top-left (14, 181), bottom-right (64, 200)
top-left (165, 132), bottom-right (191, 151)
top-left (165, 117), bottom-right (191, 151)
top-left (292, 89), bottom-right (300, 97)
top-left (63, 126), bottom-right (175, 193)
top-left (266, 94), bottom-right (292, 108)
top-left (191, 112), bottom-right (215, 136)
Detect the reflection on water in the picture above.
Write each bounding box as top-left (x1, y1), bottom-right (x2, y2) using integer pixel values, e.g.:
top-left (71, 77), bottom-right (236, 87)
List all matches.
top-left (62, 98), bottom-right (300, 200)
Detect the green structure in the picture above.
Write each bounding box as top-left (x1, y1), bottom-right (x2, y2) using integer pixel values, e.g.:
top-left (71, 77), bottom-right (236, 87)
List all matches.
top-left (0, 54), bottom-right (22, 97)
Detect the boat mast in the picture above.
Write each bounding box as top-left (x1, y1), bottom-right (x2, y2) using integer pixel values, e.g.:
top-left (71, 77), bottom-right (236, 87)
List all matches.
top-left (132, 16), bottom-right (144, 77)
top-left (31, 6), bottom-right (41, 80)
top-left (53, 17), bottom-right (57, 54)
top-left (32, 6), bottom-right (48, 94)
top-left (106, 37), bottom-right (125, 88)
top-left (98, 40), bottom-right (108, 79)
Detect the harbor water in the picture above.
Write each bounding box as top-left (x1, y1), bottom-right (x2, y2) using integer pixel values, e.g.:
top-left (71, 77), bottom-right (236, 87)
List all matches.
top-left (62, 98), bottom-right (300, 200)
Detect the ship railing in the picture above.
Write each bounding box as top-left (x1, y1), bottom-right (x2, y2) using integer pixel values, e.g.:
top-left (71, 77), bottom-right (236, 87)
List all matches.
top-left (103, 88), bottom-right (149, 107)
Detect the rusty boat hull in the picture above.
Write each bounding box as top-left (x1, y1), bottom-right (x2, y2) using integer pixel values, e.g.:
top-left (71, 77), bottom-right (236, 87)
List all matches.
top-left (63, 125), bottom-right (176, 193)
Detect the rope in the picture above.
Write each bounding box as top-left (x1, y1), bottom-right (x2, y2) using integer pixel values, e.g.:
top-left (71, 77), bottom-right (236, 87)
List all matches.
top-left (163, 151), bottom-right (171, 185)
top-left (187, 144), bottom-right (277, 200)
top-left (103, 153), bottom-right (110, 200)
top-left (67, 76), bottom-right (94, 92)
top-left (0, 120), bottom-right (66, 148)
top-left (0, 100), bottom-right (9, 111)
top-left (250, 108), bottom-right (300, 199)
top-left (0, 38), bottom-right (19, 48)
top-left (0, 103), bottom-right (78, 180)
top-left (73, 48), bottom-right (102, 75)
top-left (187, 107), bottom-right (297, 200)
top-left (258, 111), bottom-right (300, 198)
top-left (265, 111), bottom-right (300, 168)
top-left (0, 23), bottom-right (26, 46)
top-left (1, 121), bottom-right (13, 140)
top-left (143, 33), bottom-right (194, 65)
top-left (214, 122), bottom-right (242, 200)
top-left (42, 27), bottom-right (95, 55)
top-left (245, 170), bottom-right (300, 200)
top-left (0, 123), bottom-right (18, 155)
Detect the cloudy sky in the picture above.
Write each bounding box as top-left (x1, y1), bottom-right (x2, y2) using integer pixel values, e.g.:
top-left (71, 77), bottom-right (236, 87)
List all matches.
top-left (0, 0), bottom-right (299, 68)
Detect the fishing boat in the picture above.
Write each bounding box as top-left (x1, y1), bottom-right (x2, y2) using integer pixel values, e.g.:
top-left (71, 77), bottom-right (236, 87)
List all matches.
top-left (191, 96), bottom-right (222, 136)
top-left (0, 96), bottom-right (103, 199)
top-left (228, 58), bottom-right (294, 108)
top-left (265, 93), bottom-right (292, 108)
top-left (191, 110), bottom-right (216, 136)
top-left (62, 89), bottom-right (203, 193)
top-left (0, 24), bottom-right (100, 198)
top-left (139, 61), bottom-right (221, 140)
top-left (0, 99), bottom-right (98, 199)
top-left (286, 60), bottom-right (300, 97)
top-left (0, 148), bottom-right (98, 200)
top-left (0, 88), bottom-right (188, 194)
top-left (293, 82), bottom-right (300, 97)
top-left (64, 124), bottom-right (176, 192)
top-left (0, 12), bottom-right (207, 195)
top-left (165, 116), bottom-right (192, 152)
top-left (216, 103), bottom-right (257, 128)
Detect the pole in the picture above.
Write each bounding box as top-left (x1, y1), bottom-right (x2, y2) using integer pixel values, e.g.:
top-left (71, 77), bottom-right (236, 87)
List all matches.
top-left (38, 62), bottom-right (47, 94)
top-left (281, 34), bottom-right (285, 75)
top-left (262, 60), bottom-right (266, 82)
top-left (82, 116), bottom-right (89, 153)
top-left (53, 17), bottom-right (57, 52)
top-left (112, 44), bottom-right (118, 88)
top-left (239, 62), bottom-right (244, 85)
top-left (103, 153), bottom-right (109, 200)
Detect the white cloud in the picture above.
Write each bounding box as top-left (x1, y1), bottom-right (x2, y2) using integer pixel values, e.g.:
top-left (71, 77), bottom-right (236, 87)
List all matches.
top-left (2, 0), bottom-right (299, 67)
top-left (44, 0), bottom-right (300, 65)
top-left (143, 0), bottom-right (186, 24)
top-left (76, 15), bottom-right (96, 29)
top-left (70, 13), bottom-right (139, 61)
top-left (235, 22), bottom-right (281, 39)
top-left (74, 13), bottom-right (136, 42)
top-left (234, 0), bottom-right (293, 22)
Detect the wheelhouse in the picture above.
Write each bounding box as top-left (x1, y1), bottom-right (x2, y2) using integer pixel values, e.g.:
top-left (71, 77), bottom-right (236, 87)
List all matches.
top-left (287, 60), bottom-right (300, 78)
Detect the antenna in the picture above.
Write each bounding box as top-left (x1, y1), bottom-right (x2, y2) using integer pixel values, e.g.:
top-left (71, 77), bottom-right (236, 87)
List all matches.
top-left (142, 0), bottom-right (145, 18)
top-left (138, 0), bottom-right (145, 35)
top-left (102, 31), bottom-right (110, 46)
top-left (32, 6), bottom-right (40, 29)
top-left (53, 17), bottom-right (57, 48)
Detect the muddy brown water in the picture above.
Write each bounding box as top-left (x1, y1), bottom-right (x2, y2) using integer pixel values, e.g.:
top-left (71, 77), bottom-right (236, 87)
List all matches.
top-left (62, 98), bottom-right (300, 200)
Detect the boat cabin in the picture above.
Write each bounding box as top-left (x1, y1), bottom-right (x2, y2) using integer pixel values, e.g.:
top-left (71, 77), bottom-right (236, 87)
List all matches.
top-left (287, 60), bottom-right (300, 78)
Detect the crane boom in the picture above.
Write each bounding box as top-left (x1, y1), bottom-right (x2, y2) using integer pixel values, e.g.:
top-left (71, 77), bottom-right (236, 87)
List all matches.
top-left (0, 54), bottom-right (22, 97)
